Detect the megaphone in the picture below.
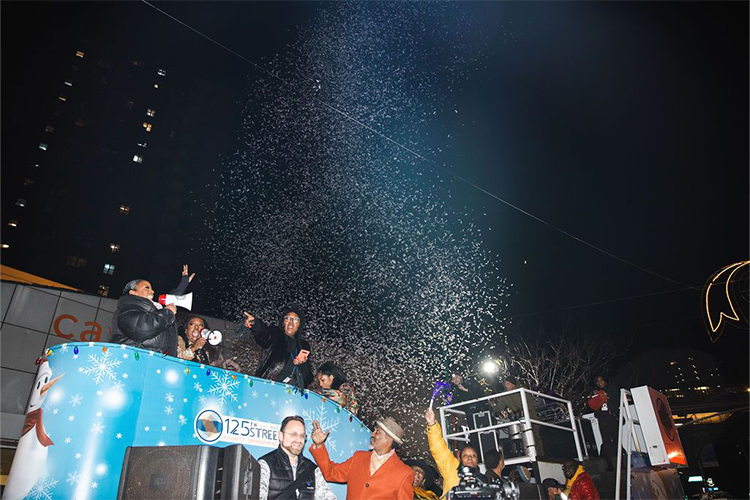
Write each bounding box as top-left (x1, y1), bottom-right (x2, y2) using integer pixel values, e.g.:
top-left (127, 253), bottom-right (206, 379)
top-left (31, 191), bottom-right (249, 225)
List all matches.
top-left (201, 328), bottom-right (223, 346)
top-left (157, 292), bottom-right (193, 310)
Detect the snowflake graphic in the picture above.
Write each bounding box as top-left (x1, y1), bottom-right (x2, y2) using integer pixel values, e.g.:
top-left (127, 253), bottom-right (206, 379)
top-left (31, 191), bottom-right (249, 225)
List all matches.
top-left (251, 390), bottom-right (258, 398)
top-left (81, 351), bottom-right (121, 385)
top-left (66, 470), bottom-right (81, 485)
top-left (144, 426), bottom-right (150, 432)
top-left (122, 373), bottom-right (129, 379)
top-left (52, 409), bottom-right (59, 415)
top-left (270, 399), bottom-right (277, 407)
top-left (122, 353), bottom-right (129, 359)
top-left (61, 344), bottom-right (68, 351)
top-left (68, 415), bottom-right (75, 422)
top-left (161, 426), bottom-right (167, 431)
top-left (165, 393), bottom-right (174, 403)
top-left (95, 411), bottom-right (103, 418)
top-left (199, 395), bottom-right (206, 404)
top-left (69, 394), bottom-right (82, 407)
top-left (116, 433), bottom-right (123, 439)
top-left (229, 411), bottom-right (236, 417)
top-left (91, 482), bottom-right (98, 489)
top-left (29, 472), bottom-right (58, 500)
top-left (207, 371), bottom-right (239, 406)
top-left (165, 405), bottom-right (173, 415)
top-left (91, 422), bottom-right (105, 435)
top-left (302, 402), bottom-right (340, 451)
top-left (179, 415), bottom-right (187, 426)
top-left (111, 381), bottom-right (125, 392)
top-left (65, 437), bottom-right (71, 444)
top-left (75, 453), bottom-right (82, 459)
top-left (96, 390), bottom-right (103, 396)
top-left (194, 382), bottom-right (203, 392)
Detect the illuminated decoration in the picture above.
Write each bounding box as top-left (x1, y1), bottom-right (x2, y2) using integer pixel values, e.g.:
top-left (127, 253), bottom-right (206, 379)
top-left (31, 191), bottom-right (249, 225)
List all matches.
top-left (702, 260), bottom-right (749, 342)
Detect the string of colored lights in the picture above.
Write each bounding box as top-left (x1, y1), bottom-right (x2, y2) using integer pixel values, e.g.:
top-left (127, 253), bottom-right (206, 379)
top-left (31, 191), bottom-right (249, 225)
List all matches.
top-left (141, 0), bottom-right (692, 289)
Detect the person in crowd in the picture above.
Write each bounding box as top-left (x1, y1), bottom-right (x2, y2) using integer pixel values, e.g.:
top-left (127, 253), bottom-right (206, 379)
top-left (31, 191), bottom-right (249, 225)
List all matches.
top-left (257, 415), bottom-right (337, 500)
top-left (424, 407), bottom-right (486, 498)
top-left (176, 315), bottom-right (241, 371)
top-left (314, 362), bottom-right (358, 415)
top-left (309, 417), bottom-right (414, 500)
top-left (491, 375), bottom-right (545, 456)
top-left (483, 449), bottom-right (505, 483)
top-left (588, 374), bottom-right (620, 470)
top-left (404, 458), bottom-right (440, 500)
top-left (111, 265), bottom-right (194, 355)
top-left (449, 372), bottom-right (488, 453)
top-left (541, 478), bottom-right (566, 500)
top-left (240, 304), bottom-right (313, 388)
top-left (562, 459), bottom-right (600, 500)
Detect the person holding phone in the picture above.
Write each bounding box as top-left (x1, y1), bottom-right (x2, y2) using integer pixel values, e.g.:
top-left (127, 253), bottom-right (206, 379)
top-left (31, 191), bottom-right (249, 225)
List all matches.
top-left (240, 304), bottom-right (313, 388)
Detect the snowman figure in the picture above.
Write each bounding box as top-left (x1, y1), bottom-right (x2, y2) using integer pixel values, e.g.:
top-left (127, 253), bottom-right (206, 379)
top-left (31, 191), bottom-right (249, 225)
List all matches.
top-left (4, 356), bottom-right (64, 500)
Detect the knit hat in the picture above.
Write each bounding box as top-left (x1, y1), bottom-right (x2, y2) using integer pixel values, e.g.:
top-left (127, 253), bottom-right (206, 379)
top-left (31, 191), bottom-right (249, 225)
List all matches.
top-left (376, 416), bottom-right (405, 445)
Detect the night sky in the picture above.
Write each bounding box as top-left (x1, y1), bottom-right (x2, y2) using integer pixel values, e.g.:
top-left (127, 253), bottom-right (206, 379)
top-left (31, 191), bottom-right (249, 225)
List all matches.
top-left (4, 2), bottom-right (748, 385)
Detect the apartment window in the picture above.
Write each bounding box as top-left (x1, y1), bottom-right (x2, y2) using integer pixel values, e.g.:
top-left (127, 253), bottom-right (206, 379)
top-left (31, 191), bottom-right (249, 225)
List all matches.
top-left (38, 143), bottom-right (48, 151)
top-left (1, 244), bottom-right (9, 249)
top-left (23, 178), bottom-right (34, 186)
top-left (66, 256), bottom-right (87, 268)
top-left (146, 108), bottom-right (156, 117)
top-left (127, 100), bottom-right (134, 110)
top-left (153, 84), bottom-right (160, 89)
top-left (109, 243), bottom-right (120, 253)
top-left (75, 50), bottom-right (84, 58)
top-left (103, 263), bottom-right (115, 275)
top-left (15, 198), bottom-right (26, 207)
top-left (133, 155), bottom-right (143, 163)
top-left (98, 285), bottom-right (110, 297)
top-left (142, 122), bottom-right (152, 132)
top-left (7, 220), bottom-right (18, 227)
top-left (75, 118), bottom-right (84, 127)
top-left (45, 125), bottom-right (55, 133)
top-left (33, 163), bottom-right (40, 168)
top-left (137, 142), bottom-right (147, 148)
top-left (64, 80), bottom-right (73, 87)
top-left (157, 69), bottom-right (167, 77)
top-left (58, 95), bottom-right (67, 102)
top-left (119, 205), bottom-right (130, 215)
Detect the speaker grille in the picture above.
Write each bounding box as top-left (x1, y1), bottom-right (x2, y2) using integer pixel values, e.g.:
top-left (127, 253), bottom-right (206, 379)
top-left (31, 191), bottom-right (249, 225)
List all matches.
top-left (120, 446), bottom-right (206, 500)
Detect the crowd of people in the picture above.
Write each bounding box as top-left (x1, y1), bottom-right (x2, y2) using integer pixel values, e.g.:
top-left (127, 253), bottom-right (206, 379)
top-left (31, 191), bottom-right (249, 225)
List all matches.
top-left (110, 269), bottom-right (609, 500)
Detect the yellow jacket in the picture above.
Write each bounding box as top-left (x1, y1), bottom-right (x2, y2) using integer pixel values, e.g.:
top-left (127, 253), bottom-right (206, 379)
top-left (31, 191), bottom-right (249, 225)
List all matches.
top-left (426, 422), bottom-right (460, 498)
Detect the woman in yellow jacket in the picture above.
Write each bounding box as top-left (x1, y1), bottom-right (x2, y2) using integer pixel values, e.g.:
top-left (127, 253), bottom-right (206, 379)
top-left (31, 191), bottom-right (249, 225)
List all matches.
top-left (424, 407), bottom-right (486, 498)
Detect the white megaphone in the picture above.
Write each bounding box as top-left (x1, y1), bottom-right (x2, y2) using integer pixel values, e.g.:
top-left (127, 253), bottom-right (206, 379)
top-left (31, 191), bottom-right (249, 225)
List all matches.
top-left (200, 329), bottom-right (223, 346)
top-left (157, 292), bottom-right (193, 310)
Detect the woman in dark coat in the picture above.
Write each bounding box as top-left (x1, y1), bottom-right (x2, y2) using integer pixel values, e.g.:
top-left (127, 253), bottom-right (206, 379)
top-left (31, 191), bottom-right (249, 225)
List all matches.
top-left (110, 265), bottom-right (193, 355)
top-left (240, 304), bottom-right (313, 388)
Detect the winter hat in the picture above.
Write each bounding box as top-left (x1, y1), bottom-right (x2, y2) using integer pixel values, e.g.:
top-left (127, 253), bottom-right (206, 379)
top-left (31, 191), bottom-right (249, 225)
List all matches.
top-left (376, 416), bottom-right (405, 445)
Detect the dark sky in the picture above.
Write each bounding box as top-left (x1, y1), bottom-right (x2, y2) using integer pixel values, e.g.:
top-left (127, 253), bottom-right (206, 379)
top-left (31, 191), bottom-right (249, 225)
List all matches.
top-left (5, 2), bottom-right (748, 381)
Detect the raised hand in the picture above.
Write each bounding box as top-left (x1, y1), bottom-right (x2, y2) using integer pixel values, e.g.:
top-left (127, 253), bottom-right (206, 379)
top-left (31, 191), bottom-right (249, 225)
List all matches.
top-left (192, 337), bottom-right (207, 350)
top-left (182, 264), bottom-right (196, 282)
top-left (243, 312), bottom-right (255, 329)
top-left (165, 304), bottom-right (177, 314)
top-left (311, 420), bottom-right (329, 446)
top-left (425, 407), bottom-right (436, 426)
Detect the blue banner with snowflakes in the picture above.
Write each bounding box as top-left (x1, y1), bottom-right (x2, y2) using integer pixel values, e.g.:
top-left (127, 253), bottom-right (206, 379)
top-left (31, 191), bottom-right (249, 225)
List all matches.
top-left (5, 342), bottom-right (371, 500)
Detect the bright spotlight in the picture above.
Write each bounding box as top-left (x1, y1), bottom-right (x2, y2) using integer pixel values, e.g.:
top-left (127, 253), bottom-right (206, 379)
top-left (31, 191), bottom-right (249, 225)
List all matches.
top-left (482, 360), bottom-right (498, 375)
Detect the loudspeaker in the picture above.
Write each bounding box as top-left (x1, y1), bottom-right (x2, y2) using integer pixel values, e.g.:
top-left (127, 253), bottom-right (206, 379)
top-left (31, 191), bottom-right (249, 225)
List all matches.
top-left (219, 444), bottom-right (260, 500)
top-left (117, 445), bottom-right (220, 500)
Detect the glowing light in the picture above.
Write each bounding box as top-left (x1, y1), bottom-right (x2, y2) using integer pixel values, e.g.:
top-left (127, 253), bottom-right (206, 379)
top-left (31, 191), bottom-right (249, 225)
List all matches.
top-left (482, 360), bottom-right (499, 375)
top-left (703, 260), bottom-right (749, 341)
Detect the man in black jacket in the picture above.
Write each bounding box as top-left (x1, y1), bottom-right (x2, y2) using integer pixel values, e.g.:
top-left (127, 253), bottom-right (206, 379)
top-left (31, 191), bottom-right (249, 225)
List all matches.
top-left (258, 415), bottom-right (337, 500)
top-left (240, 304), bottom-right (313, 388)
top-left (110, 265), bottom-right (193, 355)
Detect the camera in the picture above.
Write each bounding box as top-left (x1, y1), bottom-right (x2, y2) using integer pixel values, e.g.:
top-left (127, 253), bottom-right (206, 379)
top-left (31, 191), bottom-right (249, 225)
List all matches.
top-left (447, 467), bottom-right (519, 500)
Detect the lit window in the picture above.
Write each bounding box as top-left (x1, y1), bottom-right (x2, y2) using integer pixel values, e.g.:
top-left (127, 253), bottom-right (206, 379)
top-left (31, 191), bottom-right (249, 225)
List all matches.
top-left (45, 125), bottom-right (55, 133)
top-left (7, 220), bottom-right (18, 227)
top-left (127, 100), bottom-right (134, 109)
top-left (24, 179), bottom-right (34, 186)
top-left (75, 119), bottom-right (84, 127)
top-left (75, 50), bottom-right (84, 58)
top-left (103, 263), bottom-right (115, 275)
top-left (109, 243), bottom-right (120, 253)
top-left (146, 108), bottom-right (156, 117)
top-left (133, 155), bottom-right (143, 163)
top-left (142, 122), bottom-right (152, 132)
top-left (157, 69), bottom-right (166, 77)
top-left (153, 84), bottom-right (159, 89)
top-left (137, 142), bottom-right (147, 148)
top-left (119, 205), bottom-right (130, 215)
top-left (16, 198), bottom-right (26, 207)
top-left (98, 285), bottom-right (110, 297)
top-left (34, 163), bottom-right (40, 168)
top-left (58, 95), bottom-right (67, 102)
top-left (1, 244), bottom-right (9, 249)
top-left (39, 143), bottom-right (48, 151)
top-left (64, 80), bottom-right (73, 87)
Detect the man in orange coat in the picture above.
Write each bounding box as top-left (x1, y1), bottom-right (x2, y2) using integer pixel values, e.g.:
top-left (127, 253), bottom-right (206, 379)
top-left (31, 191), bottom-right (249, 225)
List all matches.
top-left (309, 417), bottom-right (414, 500)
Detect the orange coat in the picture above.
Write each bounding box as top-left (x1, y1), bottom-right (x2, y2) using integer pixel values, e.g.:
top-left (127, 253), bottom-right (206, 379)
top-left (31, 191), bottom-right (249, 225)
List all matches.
top-left (310, 444), bottom-right (414, 500)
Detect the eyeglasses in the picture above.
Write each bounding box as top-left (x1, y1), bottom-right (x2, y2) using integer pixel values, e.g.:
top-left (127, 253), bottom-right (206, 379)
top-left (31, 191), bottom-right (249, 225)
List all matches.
top-left (282, 431), bottom-right (307, 440)
top-left (284, 316), bottom-right (301, 324)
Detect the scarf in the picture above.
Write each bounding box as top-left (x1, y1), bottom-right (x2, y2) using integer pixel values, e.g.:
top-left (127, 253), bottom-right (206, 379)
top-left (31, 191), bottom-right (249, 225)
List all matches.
top-left (22, 409), bottom-right (54, 447)
top-left (564, 465), bottom-right (584, 496)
